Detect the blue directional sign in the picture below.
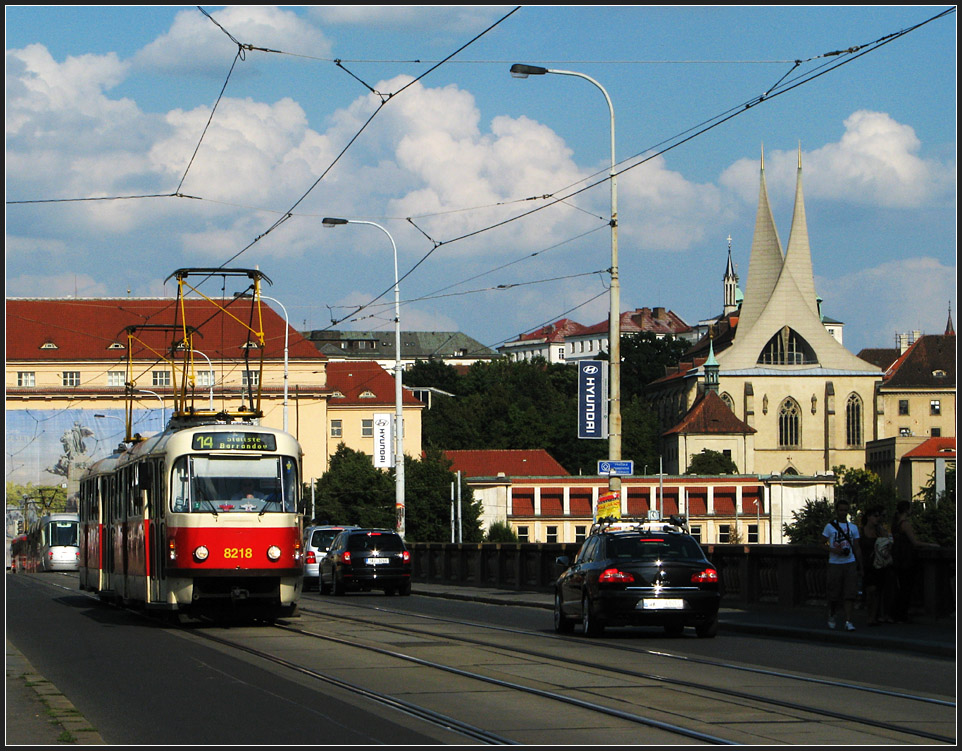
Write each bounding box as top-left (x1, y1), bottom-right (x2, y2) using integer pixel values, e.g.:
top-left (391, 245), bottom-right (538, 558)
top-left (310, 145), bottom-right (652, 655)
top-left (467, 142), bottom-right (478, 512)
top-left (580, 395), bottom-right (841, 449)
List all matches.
top-left (598, 460), bottom-right (634, 476)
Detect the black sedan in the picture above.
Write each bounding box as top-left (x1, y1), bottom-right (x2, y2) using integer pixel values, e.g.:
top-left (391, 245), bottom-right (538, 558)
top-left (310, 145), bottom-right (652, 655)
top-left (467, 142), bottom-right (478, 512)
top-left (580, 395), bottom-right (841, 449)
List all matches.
top-left (554, 521), bottom-right (721, 638)
top-left (320, 528), bottom-right (412, 596)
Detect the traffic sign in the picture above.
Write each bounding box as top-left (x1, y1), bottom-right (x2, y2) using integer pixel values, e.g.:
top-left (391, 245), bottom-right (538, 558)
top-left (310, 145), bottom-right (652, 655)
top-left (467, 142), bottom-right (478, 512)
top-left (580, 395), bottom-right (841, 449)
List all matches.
top-left (598, 460), bottom-right (634, 476)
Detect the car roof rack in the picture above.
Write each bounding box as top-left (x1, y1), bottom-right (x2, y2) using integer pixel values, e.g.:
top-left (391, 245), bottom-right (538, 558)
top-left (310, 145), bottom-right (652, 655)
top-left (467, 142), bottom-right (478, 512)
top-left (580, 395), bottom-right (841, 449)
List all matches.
top-left (590, 515), bottom-right (689, 536)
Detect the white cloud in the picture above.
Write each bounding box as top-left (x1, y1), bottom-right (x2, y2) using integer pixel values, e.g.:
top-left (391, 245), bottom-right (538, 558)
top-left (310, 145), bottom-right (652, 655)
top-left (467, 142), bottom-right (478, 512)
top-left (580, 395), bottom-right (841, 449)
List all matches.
top-left (135, 6), bottom-right (332, 75)
top-left (6, 272), bottom-right (110, 299)
top-left (818, 257), bottom-right (957, 348)
top-left (720, 111), bottom-right (956, 209)
top-left (309, 6), bottom-right (511, 33)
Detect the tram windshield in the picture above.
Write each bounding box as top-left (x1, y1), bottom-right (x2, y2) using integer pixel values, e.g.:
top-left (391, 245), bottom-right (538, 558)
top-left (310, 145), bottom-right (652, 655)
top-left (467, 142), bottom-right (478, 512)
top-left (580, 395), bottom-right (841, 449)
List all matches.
top-left (46, 521), bottom-right (79, 547)
top-left (171, 455), bottom-right (298, 513)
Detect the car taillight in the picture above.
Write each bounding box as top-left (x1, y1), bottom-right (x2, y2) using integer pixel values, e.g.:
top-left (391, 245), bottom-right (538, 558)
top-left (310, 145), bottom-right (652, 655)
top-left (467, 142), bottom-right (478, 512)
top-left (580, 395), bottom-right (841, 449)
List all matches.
top-left (402, 550), bottom-right (411, 563)
top-left (598, 567), bottom-right (634, 584)
top-left (306, 552), bottom-right (316, 564)
top-left (342, 551), bottom-right (352, 564)
top-left (691, 568), bottom-right (718, 583)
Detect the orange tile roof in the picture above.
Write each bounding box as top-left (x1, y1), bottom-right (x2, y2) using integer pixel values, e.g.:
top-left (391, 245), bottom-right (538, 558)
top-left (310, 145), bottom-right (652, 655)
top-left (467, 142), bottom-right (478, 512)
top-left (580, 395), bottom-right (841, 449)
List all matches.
top-left (326, 361), bottom-right (422, 406)
top-left (902, 437), bottom-right (956, 460)
top-left (6, 298), bottom-right (321, 362)
top-left (442, 449), bottom-right (569, 477)
top-left (662, 390), bottom-right (756, 436)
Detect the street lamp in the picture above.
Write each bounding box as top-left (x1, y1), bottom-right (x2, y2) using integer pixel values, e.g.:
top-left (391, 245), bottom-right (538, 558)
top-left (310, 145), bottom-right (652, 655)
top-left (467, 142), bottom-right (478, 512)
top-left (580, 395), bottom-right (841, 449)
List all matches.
top-left (137, 389), bottom-right (166, 430)
top-left (322, 217), bottom-right (406, 539)
top-left (259, 295), bottom-right (290, 433)
top-left (510, 63), bottom-right (622, 502)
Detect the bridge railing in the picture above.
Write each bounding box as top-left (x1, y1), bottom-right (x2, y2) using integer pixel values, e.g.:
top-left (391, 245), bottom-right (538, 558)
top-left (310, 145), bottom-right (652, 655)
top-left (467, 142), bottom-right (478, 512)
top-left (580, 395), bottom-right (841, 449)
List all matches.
top-left (408, 542), bottom-right (955, 618)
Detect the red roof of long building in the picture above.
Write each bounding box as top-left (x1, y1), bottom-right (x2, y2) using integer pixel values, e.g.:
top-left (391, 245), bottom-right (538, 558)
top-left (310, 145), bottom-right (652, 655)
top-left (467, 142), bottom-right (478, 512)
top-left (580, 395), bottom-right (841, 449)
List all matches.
top-left (6, 298), bottom-right (321, 362)
top-left (902, 437), bottom-right (956, 460)
top-left (442, 449), bottom-right (570, 477)
top-left (662, 389), bottom-right (756, 436)
top-left (325, 361), bottom-right (422, 406)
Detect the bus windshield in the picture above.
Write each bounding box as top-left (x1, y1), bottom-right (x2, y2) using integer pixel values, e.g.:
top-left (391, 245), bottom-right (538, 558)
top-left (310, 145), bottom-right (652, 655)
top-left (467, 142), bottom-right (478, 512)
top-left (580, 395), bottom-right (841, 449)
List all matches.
top-left (171, 455), bottom-right (298, 513)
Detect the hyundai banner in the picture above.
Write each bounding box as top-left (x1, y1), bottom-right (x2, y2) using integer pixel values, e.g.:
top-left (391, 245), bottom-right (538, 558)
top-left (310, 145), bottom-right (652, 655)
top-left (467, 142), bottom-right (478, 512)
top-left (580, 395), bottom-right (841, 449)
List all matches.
top-left (373, 413), bottom-right (394, 468)
top-left (577, 360), bottom-right (607, 439)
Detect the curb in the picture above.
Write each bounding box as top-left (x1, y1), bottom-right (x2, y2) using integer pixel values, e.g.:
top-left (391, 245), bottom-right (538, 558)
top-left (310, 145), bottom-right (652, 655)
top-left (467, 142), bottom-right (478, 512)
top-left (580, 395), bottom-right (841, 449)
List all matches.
top-left (6, 640), bottom-right (106, 745)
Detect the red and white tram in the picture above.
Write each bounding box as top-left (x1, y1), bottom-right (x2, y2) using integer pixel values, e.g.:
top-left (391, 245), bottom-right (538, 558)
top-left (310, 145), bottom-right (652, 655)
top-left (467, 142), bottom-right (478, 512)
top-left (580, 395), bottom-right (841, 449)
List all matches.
top-left (79, 423), bottom-right (304, 620)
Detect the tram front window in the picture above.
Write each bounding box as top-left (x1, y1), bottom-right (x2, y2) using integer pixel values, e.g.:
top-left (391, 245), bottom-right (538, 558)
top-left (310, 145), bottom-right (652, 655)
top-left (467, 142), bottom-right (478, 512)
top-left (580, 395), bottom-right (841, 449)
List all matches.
top-left (171, 456), bottom-right (298, 513)
top-left (47, 522), bottom-right (79, 547)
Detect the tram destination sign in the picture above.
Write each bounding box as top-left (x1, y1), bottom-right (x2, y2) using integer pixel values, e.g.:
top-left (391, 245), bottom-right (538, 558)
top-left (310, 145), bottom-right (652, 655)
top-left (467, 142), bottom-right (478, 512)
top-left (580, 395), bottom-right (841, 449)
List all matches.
top-left (192, 432), bottom-right (277, 451)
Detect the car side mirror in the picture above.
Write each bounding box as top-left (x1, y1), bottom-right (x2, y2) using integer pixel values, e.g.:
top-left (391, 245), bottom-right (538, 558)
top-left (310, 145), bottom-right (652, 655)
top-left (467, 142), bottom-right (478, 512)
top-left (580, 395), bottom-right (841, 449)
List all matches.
top-left (555, 555), bottom-right (570, 568)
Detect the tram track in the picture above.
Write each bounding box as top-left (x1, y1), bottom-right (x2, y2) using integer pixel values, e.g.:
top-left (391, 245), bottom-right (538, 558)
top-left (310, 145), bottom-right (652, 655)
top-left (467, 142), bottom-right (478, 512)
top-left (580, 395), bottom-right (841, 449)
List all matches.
top-left (286, 597), bottom-right (955, 745)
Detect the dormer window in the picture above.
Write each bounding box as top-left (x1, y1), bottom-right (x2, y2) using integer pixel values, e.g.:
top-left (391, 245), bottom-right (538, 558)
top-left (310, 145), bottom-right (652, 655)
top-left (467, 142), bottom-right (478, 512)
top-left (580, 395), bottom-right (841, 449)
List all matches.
top-left (107, 342), bottom-right (125, 350)
top-left (330, 390), bottom-right (344, 399)
top-left (40, 341), bottom-right (58, 349)
top-left (359, 390), bottom-right (376, 399)
top-left (933, 369), bottom-right (947, 378)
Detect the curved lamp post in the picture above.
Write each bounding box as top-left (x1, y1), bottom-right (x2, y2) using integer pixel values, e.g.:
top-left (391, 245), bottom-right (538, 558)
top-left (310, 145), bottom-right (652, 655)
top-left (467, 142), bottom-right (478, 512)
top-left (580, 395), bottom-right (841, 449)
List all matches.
top-left (259, 295), bottom-right (290, 433)
top-left (510, 63), bottom-right (622, 503)
top-left (323, 217), bottom-right (405, 539)
top-left (137, 388), bottom-right (166, 430)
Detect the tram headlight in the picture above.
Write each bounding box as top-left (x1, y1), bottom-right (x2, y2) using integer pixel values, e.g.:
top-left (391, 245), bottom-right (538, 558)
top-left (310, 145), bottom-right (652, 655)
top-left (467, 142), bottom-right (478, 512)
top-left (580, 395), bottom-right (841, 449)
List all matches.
top-left (193, 545), bottom-right (210, 562)
top-left (267, 545), bottom-right (282, 562)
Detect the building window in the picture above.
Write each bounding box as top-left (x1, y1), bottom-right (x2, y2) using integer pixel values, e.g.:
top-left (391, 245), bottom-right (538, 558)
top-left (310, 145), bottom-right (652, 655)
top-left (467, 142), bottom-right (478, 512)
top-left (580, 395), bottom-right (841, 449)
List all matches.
top-left (575, 525), bottom-right (587, 544)
top-left (361, 419), bottom-right (373, 437)
top-left (747, 524), bottom-right (759, 544)
top-left (517, 526), bottom-right (529, 543)
top-left (107, 371), bottom-right (125, 387)
top-left (718, 524), bottom-right (731, 544)
top-left (931, 427), bottom-right (941, 437)
top-left (241, 370), bottom-right (259, 388)
top-left (331, 419), bottom-right (342, 438)
top-left (195, 370), bottom-right (215, 388)
top-left (778, 398), bottom-right (801, 448)
top-left (899, 427), bottom-right (912, 437)
top-left (62, 371), bottom-right (81, 387)
top-left (152, 371), bottom-right (171, 388)
top-left (898, 399), bottom-right (909, 415)
top-left (930, 400), bottom-right (941, 415)
top-left (17, 372), bottom-right (36, 387)
top-left (546, 526), bottom-right (558, 544)
top-left (557, 347), bottom-right (565, 361)
top-left (846, 393), bottom-right (863, 447)
top-left (689, 526), bottom-right (702, 543)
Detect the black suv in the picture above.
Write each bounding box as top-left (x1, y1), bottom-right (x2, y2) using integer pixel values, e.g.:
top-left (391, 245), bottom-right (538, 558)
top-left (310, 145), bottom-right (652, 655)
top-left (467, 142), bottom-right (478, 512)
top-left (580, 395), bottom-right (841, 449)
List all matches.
top-left (320, 528), bottom-right (412, 596)
top-left (554, 519), bottom-right (721, 638)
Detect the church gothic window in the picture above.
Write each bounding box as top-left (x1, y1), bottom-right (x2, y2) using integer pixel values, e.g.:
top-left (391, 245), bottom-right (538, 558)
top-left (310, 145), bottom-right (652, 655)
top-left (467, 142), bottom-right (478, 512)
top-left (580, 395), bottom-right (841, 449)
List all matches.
top-left (720, 392), bottom-right (735, 412)
top-left (846, 393), bottom-right (863, 447)
top-left (778, 398), bottom-right (801, 448)
top-left (757, 326), bottom-right (818, 366)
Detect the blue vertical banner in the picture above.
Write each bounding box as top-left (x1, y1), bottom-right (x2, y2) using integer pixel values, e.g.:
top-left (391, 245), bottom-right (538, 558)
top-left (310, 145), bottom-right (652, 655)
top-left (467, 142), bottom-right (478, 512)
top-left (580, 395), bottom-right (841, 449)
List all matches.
top-left (577, 360), bottom-right (608, 439)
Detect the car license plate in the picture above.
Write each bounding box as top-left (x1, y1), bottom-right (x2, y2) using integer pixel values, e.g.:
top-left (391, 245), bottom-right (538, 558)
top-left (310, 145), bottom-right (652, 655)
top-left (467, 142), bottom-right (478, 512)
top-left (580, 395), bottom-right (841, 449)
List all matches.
top-left (639, 598), bottom-right (684, 610)
top-left (368, 557), bottom-right (389, 565)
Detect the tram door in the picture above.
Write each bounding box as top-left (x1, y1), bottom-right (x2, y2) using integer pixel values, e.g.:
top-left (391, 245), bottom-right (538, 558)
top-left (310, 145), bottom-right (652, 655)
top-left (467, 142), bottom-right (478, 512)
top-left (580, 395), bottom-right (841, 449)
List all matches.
top-left (147, 458), bottom-right (166, 604)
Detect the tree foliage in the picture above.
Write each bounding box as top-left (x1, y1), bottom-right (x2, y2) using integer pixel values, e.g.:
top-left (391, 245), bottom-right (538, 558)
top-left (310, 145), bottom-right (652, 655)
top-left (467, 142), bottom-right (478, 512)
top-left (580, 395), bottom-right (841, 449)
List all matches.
top-left (308, 444), bottom-right (483, 543)
top-left (782, 497), bottom-right (834, 545)
top-left (914, 466), bottom-right (956, 547)
top-left (484, 520), bottom-right (519, 542)
top-left (6, 482), bottom-right (71, 521)
top-left (686, 449), bottom-right (739, 475)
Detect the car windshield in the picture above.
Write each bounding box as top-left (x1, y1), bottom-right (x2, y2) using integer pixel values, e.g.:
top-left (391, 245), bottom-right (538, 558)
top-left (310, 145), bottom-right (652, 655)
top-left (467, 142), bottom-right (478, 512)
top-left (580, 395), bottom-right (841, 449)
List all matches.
top-left (171, 455), bottom-right (298, 513)
top-left (310, 530), bottom-right (342, 550)
top-left (609, 534), bottom-right (703, 561)
top-left (347, 532), bottom-right (404, 552)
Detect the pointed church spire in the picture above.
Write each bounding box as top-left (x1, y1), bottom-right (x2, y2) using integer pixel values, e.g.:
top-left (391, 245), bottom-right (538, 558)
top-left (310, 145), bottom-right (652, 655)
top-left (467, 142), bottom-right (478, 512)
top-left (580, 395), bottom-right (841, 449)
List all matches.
top-left (736, 144), bottom-right (784, 339)
top-left (946, 303), bottom-right (955, 335)
top-left (783, 144), bottom-right (820, 319)
top-left (723, 234), bottom-right (739, 315)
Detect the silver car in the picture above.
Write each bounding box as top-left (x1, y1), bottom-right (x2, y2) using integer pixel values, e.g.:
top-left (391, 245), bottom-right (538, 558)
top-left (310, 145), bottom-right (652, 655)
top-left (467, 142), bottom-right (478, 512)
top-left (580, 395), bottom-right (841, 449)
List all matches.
top-left (303, 525), bottom-right (357, 591)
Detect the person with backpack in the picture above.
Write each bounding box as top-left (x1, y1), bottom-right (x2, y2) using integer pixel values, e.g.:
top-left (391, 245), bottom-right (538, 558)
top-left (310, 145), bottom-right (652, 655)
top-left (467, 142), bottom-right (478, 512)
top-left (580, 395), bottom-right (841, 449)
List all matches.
top-left (822, 499), bottom-right (862, 631)
top-left (890, 501), bottom-right (937, 623)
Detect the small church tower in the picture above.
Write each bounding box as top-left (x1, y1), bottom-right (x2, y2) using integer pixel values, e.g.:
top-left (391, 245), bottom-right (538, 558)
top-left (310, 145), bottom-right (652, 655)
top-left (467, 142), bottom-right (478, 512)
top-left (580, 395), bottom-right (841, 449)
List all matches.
top-left (723, 235), bottom-right (739, 316)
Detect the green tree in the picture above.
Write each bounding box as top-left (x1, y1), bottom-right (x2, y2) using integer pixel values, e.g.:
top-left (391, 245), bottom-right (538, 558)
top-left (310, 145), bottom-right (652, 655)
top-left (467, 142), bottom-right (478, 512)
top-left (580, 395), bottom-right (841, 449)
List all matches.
top-left (310, 444), bottom-right (394, 528)
top-left (782, 497), bottom-right (834, 544)
top-left (832, 465), bottom-right (897, 520)
top-left (686, 449), bottom-right (739, 475)
top-left (914, 466), bottom-right (956, 547)
top-left (405, 359), bottom-right (463, 396)
top-left (619, 332), bottom-right (689, 400)
top-left (6, 482), bottom-right (70, 519)
top-left (404, 448), bottom-right (483, 542)
top-left (484, 520), bottom-right (519, 542)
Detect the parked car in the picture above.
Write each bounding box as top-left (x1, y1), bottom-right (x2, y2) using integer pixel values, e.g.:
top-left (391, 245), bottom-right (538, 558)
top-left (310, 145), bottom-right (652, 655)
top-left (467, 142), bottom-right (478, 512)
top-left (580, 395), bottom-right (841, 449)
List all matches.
top-left (320, 528), bottom-right (412, 596)
top-left (553, 519), bottom-right (721, 638)
top-left (303, 525), bottom-right (357, 591)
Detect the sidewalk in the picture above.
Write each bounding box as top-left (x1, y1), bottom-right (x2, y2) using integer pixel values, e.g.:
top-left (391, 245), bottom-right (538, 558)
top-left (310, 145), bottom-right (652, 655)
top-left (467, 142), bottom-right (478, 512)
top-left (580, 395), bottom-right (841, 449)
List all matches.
top-left (413, 582), bottom-right (957, 658)
top-left (5, 640), bottom-right (105, 746)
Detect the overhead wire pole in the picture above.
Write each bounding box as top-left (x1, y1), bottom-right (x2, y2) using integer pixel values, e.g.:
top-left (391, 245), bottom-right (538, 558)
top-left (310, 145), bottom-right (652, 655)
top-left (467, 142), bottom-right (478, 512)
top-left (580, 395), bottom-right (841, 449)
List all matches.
top-left (510, 63), bottom-right (622, 507)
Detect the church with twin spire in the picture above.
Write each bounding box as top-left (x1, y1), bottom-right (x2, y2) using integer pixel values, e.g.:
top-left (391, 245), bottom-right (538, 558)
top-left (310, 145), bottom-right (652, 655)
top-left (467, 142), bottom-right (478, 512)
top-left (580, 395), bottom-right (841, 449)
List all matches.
top-left (653, 147), bottom-right (883, 476)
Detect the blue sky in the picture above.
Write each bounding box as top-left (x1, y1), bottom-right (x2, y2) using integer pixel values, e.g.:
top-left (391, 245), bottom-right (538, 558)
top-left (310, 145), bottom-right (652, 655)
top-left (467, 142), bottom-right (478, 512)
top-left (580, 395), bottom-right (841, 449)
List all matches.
top-left (6, 6), bottom-right (957, 356)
